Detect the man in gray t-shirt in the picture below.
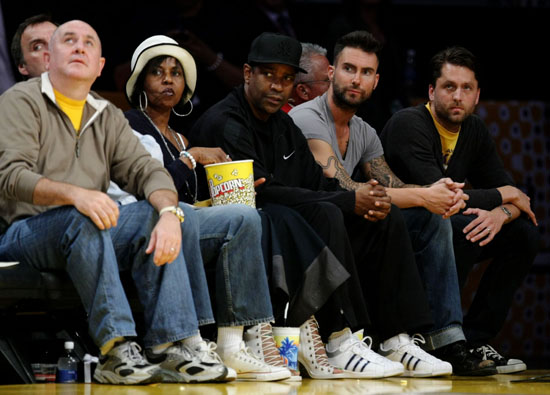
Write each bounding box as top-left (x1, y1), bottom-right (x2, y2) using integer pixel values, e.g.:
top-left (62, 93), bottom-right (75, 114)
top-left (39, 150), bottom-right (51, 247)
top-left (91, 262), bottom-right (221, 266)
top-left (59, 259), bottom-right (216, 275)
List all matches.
top-left (290, 30), bottom-right (497, 377)
top-left (291, 92), bottom-right (382, 177)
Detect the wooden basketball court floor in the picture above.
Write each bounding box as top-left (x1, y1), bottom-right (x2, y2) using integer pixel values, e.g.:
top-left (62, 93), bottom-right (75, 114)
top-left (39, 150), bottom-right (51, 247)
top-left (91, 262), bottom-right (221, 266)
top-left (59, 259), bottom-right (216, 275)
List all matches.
top-left (0, 370), bottom-right (549, 394)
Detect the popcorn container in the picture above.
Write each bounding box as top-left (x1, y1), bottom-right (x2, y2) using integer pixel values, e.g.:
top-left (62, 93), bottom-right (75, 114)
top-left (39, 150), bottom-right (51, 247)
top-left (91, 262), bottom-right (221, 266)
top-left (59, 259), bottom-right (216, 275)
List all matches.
top-left (204, 160), bottom-right (255, 207)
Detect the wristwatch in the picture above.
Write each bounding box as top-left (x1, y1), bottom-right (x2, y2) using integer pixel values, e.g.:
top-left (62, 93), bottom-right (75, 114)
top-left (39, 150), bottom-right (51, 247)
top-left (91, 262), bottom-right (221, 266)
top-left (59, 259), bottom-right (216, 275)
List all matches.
top-left (500, 206), bottom-right (512, 221)
top-left (159, 206), bottom-right (185, 223)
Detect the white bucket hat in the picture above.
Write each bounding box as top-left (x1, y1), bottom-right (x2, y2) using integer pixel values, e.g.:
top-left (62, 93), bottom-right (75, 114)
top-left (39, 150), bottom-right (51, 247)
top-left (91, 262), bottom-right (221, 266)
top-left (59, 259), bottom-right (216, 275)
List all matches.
top-left (125, 35), bottom-right (197, 107)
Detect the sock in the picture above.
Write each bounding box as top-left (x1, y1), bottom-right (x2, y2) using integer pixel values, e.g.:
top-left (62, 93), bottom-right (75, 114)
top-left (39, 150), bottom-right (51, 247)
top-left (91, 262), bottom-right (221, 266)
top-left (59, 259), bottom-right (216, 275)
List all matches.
top-left (217, 326), bottom-right (243, 359)
top-left (181, 333), bottom-right (203, 349)
top-left (326, 328), bottom-right (352, 352)
top-left (100, 336), bottom-right (125, 356)
top-left (151, 342), bottom-right (173, 354)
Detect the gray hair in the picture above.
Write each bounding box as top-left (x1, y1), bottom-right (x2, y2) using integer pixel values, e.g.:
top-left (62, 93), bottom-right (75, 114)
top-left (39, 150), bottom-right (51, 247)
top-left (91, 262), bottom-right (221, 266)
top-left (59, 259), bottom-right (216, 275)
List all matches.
top-left (294, 42), bottom-right (327, 85)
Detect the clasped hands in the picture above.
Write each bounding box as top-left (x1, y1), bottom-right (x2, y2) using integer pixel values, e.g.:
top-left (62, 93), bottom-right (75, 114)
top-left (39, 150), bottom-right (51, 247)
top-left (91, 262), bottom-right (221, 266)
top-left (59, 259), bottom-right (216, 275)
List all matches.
top-left (425, 177), bottom-right (468, 218)
top-left (354, 179), bottom-right (391, 222)
top-left (354, 177), bottom-right (467, 222)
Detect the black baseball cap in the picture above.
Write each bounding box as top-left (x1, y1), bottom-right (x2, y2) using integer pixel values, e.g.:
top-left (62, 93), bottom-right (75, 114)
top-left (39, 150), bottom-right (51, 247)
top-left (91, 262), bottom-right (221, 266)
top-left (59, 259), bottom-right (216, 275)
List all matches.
top-left (247, 32), bottom-right (307, 74)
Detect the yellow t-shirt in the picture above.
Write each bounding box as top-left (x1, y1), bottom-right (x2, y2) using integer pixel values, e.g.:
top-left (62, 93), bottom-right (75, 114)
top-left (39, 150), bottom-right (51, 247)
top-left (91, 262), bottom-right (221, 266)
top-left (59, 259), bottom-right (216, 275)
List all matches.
top-left (426, 103), bottom-right (459, 170)
top-left (54, 89), bottom-right (86, 132)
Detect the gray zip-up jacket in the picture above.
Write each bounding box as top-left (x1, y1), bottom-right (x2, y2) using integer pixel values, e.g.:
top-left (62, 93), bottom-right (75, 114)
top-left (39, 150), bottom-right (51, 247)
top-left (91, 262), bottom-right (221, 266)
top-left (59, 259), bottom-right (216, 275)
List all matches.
top-left (0, 73), bottom-right (176, 224)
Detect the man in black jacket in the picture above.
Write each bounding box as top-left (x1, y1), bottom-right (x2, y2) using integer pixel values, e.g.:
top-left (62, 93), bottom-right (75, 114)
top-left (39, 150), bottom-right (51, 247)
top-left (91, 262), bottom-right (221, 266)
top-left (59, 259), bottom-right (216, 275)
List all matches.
top-left (380, 46), bottom-right (540, 374)
top-left (191, 32), bottom-right (458, 379)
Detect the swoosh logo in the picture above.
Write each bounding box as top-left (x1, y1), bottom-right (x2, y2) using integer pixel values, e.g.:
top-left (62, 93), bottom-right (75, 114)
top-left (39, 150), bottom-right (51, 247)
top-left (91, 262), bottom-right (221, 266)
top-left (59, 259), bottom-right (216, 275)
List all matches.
top-left (283, 151), bottom-right (295, 160)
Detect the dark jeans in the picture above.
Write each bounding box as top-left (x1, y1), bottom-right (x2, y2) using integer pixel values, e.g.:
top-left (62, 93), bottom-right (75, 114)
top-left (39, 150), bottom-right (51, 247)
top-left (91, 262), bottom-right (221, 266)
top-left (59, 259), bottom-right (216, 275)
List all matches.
top-left (293, 202), bottom-right (433, 344)
top-left (402, 208), bottom-right (465, 350)
top-left (451, 214), bottom-right (540, 344)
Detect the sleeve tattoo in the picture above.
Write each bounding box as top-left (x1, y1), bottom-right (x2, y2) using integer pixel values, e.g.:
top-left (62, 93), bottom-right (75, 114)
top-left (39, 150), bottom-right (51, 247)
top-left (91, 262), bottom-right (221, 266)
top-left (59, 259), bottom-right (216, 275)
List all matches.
top-left (316, 155), bottom-right (363, 191)
top-left (365, 156), bottom-right (407, 188)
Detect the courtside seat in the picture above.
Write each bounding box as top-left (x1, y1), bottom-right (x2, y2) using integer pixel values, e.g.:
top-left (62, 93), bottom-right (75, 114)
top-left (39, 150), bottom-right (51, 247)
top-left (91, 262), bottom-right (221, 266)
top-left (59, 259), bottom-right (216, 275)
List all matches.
top-left (0, 265), bottom-right (80, 309)
top-left (0, 263), bottom-right (141, 384)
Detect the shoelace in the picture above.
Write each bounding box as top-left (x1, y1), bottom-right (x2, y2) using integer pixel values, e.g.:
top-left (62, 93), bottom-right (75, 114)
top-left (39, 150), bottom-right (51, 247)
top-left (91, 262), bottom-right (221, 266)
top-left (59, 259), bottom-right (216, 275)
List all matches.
top-left (411, 334), bottom-right (427, 347)
top-left (306, 318), bottom-right (332, 368)
top-left (402, 334), bottom-right (440, 363)
top-left (349, 334), bottom-right (374, 352)
top-left (196, 341), bottom-right (223, 364)
top-left (476, 345), bottom-right (505, 362)
top-left (350, 335), bottom-right (389, 362)
top-left (260, 324), bottom-right (286, 366)
top-left (170, 341), bottom-right (195, 360)
top-left (121, 342), bottom-right (148, 364)
top-left (238, 342), bottom-right (265, 367)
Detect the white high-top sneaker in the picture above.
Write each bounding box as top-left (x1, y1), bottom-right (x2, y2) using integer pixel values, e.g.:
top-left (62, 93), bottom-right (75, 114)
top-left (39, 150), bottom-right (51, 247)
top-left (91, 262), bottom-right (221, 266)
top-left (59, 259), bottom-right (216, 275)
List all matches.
top-left (378, 333), bottom-right (453, 377)
top-left (326, 328), bottom-right (404, 378)
top-left (221, 341), bottom-right (291, 381)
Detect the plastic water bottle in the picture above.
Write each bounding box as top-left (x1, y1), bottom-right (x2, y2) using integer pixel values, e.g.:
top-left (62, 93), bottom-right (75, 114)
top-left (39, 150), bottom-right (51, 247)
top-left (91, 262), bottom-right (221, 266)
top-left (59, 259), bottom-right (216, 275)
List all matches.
top-left (57, 341), bottom-right (78, 383)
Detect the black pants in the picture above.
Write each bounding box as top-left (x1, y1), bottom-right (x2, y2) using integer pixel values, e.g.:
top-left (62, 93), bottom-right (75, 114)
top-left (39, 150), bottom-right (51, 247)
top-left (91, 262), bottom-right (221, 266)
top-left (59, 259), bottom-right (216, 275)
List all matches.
top-left (259, 203), bottom-right (353, 330)
top-left (452, 215), bottom-right (540, 344)
top-left (293, 202), bottom-right (433, 344)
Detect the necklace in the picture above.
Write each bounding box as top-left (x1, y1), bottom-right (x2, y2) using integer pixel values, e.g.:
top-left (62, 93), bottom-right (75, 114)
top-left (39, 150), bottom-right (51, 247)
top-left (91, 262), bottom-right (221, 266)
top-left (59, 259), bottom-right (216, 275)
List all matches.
top-left (141, 110), bottom-right (198, 203)
top-left (169, 126), bottom-right (186, 152)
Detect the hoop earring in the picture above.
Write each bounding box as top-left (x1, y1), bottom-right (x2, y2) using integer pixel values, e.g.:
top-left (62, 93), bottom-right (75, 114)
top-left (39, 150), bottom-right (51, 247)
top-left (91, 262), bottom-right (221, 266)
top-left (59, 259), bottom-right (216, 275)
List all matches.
top-left (139, 91), bottom-right (148, 112)
top-left (172, 100), bottom-right (193, 117)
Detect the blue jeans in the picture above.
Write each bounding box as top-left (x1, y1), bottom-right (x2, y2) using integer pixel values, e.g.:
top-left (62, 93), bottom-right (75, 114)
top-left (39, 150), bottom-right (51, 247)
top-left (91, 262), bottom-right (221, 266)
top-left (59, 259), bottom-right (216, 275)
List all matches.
top-left (187, 203), bottom-right (274, 327)
top-left (401, 207), bottom-right (465, 350)
top-left (0, 201), bottom-right (212, 348)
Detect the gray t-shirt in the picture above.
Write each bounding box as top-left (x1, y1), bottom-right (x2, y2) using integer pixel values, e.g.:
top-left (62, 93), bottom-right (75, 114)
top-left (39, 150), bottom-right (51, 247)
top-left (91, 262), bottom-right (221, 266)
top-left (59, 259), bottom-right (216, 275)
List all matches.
top-left (289, 93), bottom-right (384, 176)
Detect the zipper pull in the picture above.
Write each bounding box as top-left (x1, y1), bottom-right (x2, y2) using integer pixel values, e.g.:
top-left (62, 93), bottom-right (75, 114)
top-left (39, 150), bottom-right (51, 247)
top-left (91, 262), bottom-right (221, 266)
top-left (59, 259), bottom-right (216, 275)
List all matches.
top-left (75, 139), bottom-right (80, 158)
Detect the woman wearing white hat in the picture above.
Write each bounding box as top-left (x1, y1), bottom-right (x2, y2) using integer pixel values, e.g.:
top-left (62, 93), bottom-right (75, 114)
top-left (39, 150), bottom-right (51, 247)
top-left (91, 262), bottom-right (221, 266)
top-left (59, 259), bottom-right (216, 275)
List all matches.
top-left (124, 35), bottom-right (292, 382)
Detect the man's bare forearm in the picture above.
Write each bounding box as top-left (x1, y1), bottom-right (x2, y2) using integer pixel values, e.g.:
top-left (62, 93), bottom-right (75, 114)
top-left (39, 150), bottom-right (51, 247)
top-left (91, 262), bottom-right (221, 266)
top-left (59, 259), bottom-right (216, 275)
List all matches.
top-left (317, 156), bottom-right (364, 191)
top-left (148, 189), bottom-right (179, 212)
top-left (365, 156), bottom-right (419, 188)
top-left (32, 177), bottom-right (80, 206)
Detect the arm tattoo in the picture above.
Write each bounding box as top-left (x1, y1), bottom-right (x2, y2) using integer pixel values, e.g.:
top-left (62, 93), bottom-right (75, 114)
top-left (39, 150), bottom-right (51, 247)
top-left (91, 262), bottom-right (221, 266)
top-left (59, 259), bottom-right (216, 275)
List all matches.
top-left (316, 155), bottom-right (363, 191)
top-left (365, 156), bottom-right (406, 188)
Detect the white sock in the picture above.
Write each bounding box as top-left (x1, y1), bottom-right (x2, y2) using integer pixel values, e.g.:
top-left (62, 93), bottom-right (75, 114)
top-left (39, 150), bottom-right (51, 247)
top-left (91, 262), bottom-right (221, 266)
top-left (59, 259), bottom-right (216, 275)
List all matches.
top-left (217, 326), bottom-right (243, 359)
top-left (181, 332), bottom-right (203, 349)
top-left (326, 328), bottom-right (352, 352)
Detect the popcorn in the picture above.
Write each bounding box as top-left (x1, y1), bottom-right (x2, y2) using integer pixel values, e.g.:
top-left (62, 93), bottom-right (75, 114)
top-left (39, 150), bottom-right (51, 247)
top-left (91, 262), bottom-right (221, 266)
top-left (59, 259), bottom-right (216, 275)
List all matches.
top-left (205, 160), bottom-right (255, 208)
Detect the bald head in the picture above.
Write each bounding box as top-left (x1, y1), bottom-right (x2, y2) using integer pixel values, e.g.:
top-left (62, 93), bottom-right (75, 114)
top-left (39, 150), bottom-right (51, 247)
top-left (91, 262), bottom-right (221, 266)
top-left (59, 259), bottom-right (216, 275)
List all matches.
top-left (50, 20), bottom-right (102, 53)
top-left (46, 20), bottom-right (105, 98)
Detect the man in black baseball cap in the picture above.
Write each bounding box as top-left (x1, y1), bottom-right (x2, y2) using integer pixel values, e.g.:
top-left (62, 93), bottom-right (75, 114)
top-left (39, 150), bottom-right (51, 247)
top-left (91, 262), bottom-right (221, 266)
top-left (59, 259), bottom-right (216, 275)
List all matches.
top-left (247, 32), bottom-right (307, 73)
top-left (189, 31), bottom-right (430, 380)
top-left (242, 32), bottom-right (306, 120)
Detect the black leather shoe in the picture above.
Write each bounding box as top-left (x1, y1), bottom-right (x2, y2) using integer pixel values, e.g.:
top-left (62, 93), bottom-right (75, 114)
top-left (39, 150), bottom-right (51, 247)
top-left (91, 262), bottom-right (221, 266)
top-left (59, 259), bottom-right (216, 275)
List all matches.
top-left (431, 341), bottom-right (497, 376)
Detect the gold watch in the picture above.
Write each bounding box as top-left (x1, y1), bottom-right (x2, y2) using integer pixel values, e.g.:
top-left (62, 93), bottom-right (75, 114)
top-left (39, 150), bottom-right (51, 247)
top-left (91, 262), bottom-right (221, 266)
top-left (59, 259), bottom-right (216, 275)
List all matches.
top-left (159, 206), bottom-right (185, 223)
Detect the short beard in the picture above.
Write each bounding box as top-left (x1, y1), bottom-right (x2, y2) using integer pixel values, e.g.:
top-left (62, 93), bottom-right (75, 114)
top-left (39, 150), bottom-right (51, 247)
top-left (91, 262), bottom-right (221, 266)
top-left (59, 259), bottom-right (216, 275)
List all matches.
top-left (433, 102), bottom-right (470, 127)
top-left (332, 84), bottom-right (368, 112)
top-left (332, 84), bottom-right (363, 111)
